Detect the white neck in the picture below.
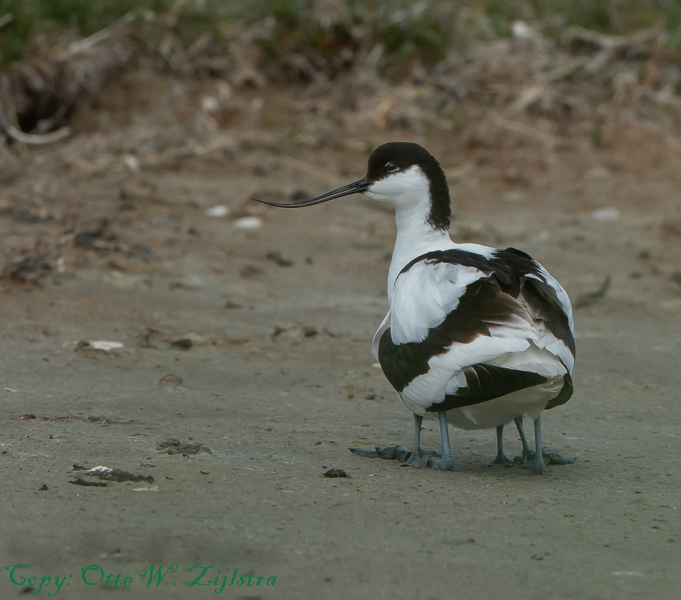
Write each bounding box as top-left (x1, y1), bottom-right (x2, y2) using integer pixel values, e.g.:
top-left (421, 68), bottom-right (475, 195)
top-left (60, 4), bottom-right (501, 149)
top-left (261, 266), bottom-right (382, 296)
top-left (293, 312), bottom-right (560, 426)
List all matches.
top-left (361, 164), bottom-right (456, 305)
top-left (387, 210), bottom-right (453, 304)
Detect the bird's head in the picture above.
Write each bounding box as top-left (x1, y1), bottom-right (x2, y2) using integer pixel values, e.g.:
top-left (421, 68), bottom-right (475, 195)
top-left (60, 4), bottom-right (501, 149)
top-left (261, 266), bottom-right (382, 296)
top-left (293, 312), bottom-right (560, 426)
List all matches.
top-left (253, 142), bottom-right (451, 231)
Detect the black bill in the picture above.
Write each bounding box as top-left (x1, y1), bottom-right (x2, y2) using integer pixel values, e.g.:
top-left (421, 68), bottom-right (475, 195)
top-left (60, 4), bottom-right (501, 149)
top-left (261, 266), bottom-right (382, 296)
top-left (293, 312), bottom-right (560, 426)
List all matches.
top-left (252, 178), bottom-right (369, 208)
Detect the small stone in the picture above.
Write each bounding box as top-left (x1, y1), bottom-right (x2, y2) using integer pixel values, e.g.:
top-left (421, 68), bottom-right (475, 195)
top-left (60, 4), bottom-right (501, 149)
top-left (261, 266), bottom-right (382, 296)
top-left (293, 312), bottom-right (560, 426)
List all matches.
top-left (206, 205), bottom-right (229, 218)
top-left (234, 217), bottom-right (262, 230)
top-left (591, 207), bottom-right (620, 221)
top-left (170, 338), bottom-right (193, 350)
top-left (323, 469), bottom-right (350, 478)
top-left (266, 250), bottom-right (293, 267)
top-left (159, 374), bottom-right (183, 389)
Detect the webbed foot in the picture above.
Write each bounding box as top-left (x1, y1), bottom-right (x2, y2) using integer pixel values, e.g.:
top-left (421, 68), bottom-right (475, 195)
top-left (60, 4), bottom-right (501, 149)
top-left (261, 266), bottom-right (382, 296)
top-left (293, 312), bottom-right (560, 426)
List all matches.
top-left (349, 445), bottom-right (412, 462)
top-left (515, 446), bottom-right (576, 471)
top-left (349, 446), bottom-right (445, 469)
top-left (486, 453), bottom-right (515, 468)
top-left (400, 449), bottom-right (440, 468)
top-left (429, 456), bottom-right (454, 471)
top-left (514, 449), bottom-right (535, 468)
top-left (542, 447), bottom-right (577, 465)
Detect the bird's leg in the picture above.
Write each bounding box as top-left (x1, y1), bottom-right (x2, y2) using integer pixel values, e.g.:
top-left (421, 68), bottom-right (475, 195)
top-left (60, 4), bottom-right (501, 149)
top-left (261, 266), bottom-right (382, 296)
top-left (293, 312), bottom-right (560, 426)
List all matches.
top-left (486, 425), bottom-right (515, 467)
top-left (401, 414), bottom-right (439, 468)
top-left (513, 415), bottom-right (535, 466)
top-left (532, 415), bottom-right (545, 475)
top-left (514, 414), bottom-right (577, 471)
top-left (350, 414), bottom-right (439, 466)
top-left (530, 415), bottom-right (578, 467)
top-left (427, 411), bottom-right (454, 471)
top-left (415, 413), bottom-right (422, 449)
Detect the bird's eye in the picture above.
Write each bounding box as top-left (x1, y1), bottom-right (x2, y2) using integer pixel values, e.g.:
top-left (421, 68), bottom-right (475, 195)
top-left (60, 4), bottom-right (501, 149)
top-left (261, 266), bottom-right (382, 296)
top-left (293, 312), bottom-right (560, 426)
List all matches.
top-left (385, 162), bottom-right (398, 173)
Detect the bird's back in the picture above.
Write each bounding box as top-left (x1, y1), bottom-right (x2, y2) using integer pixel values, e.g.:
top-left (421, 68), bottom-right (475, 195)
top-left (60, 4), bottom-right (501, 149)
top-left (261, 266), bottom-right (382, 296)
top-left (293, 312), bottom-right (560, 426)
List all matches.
top-left (374, 246), bottom-right (575, 425)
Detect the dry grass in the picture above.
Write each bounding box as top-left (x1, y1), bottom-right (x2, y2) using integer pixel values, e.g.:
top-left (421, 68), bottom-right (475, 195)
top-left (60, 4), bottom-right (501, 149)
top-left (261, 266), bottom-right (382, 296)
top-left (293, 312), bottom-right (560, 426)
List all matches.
top-left (1, 0), bottom-right (681, 171)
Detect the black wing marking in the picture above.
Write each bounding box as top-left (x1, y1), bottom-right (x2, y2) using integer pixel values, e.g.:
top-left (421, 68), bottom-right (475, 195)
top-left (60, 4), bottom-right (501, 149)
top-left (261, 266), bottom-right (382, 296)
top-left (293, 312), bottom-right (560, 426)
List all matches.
top-left (399, 247), bottom-right (543, 298)
top-left (378, 277), bottom-right (530, 393)
top-left (426, 364), bottom-right (548, 412)
top-left (545, 372), bottom-right (573, 410)
top-left (398, 246), bottom-right (575, 358)
top-left (523, 278), bottom-right (576, 357)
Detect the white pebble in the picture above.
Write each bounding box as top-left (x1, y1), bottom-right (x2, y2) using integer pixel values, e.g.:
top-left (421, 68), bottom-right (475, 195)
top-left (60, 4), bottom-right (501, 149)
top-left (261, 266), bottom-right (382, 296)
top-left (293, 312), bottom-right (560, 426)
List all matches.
top-left (206, 205), bottom-right (229, 217)
top-left (122, 154), bottom-right (139, 172)
top-left (90, 341), bottom-right (124, 351)
top-left (592, 208), bottom-right (620, 221)
top-left (234, 217), bottom-right (263, 230)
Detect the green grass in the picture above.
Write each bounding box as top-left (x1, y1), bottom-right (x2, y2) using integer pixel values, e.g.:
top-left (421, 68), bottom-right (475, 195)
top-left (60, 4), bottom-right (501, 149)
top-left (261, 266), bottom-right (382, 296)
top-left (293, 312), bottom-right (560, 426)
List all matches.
top-left (469, 0), bottom-right (681, 36)
top-left (0, 0), bottom-right (240, 66)
top-left (2, 0), bottom-right (681, 69)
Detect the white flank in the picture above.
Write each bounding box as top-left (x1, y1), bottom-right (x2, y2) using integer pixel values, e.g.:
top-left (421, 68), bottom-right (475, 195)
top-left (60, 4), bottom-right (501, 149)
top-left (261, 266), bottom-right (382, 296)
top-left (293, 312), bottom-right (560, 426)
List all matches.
top-left (390, 262), bottom-right (485, 344)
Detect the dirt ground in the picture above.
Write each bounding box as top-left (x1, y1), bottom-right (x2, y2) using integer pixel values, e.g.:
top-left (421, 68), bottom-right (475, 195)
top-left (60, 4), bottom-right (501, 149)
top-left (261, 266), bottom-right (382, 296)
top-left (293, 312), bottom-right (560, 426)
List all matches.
top-left (1, 77), bottom-right (681, 599)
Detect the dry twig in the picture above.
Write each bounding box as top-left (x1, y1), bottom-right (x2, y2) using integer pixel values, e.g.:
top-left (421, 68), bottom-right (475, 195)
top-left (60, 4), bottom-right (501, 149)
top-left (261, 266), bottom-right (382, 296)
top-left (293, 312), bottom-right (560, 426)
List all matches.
top-left (278, 155), bottom-right (339, 180)
top-left (61, 11), bottom-right (136, 58)
top-left (0, 104), bottom-right (71, 144)
top-left (0, 12), bottom-right (13, 28)
top-left (575, 275), bottom-right (612, 308)
top-left (489, 111), bottom-right (555, 146)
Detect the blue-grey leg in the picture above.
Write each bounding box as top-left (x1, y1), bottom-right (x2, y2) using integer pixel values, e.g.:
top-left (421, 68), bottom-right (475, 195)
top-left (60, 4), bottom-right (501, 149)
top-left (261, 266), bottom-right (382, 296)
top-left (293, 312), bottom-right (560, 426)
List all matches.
top-left (401, 413), bottom-right (439, 468)
top-left (513, 415), bottom-right (535, 466)
top-left (415, 413), bottom-right (423, 447)
top-left (350, 413), bottom-right (439, 466)
top-left (427, 411), bottom-right (454, 471)
top-left (486, 425), bottom-right (515, 467)
top-left (513, 414), bottom-right (577, 473)
top-left (532, 415), bottom-right (545, 474)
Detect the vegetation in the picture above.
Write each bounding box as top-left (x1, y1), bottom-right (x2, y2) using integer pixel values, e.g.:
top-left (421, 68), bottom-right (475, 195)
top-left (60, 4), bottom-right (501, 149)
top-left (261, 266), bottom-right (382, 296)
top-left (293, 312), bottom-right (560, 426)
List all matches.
top-left (2, 0), bottom-right (681, 70)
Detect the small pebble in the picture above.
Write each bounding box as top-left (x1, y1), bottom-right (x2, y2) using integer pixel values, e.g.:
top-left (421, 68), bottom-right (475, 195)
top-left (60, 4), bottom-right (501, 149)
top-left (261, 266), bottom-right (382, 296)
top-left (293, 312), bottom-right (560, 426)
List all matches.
top-left (324, 469), bottom-right (350, 478)
top-left (159, 374), bottom-right (184, 388)
top-left (591, 207), bottom-right (620, 221)
top-left (234, 217), bottom-right (262, 230)
top-left (170, 339), bottom-right (193, 350)
top-left (206, 205), bottom-right (229, 218)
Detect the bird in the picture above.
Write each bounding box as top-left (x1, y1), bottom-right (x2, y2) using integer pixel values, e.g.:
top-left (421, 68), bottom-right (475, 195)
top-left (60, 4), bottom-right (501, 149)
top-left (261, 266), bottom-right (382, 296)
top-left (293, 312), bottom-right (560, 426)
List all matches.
top-left (254, 142), bottom-right (576, 474)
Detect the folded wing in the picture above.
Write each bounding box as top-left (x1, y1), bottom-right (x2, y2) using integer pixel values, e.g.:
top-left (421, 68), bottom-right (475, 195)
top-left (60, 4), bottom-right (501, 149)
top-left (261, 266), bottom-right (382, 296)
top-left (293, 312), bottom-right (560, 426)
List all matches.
top-left (377, 247), bottom-right (575, 414)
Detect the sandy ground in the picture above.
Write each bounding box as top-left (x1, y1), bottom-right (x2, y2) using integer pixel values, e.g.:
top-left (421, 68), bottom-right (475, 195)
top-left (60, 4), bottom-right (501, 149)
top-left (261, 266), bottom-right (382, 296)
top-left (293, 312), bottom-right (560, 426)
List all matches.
top-left (1, 114), bottom-right (681, 599)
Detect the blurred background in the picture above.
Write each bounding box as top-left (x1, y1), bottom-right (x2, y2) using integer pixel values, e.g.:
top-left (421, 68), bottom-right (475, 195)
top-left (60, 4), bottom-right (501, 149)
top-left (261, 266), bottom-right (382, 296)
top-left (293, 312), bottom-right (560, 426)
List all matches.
top-left (2, 0), bottom-right (681, 279)
top-left (3, 0), bottom-right (681, 160)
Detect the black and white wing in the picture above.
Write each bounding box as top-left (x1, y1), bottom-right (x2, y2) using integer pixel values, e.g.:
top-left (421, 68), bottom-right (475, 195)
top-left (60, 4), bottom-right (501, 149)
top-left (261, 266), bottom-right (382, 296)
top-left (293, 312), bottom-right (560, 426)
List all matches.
top-left (375, 248), bottom-right (575, 417)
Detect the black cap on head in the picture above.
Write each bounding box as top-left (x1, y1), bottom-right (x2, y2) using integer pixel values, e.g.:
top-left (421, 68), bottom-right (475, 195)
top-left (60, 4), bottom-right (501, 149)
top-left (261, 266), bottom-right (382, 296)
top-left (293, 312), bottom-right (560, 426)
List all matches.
top-left (367, 142), bottom-right (451, 231)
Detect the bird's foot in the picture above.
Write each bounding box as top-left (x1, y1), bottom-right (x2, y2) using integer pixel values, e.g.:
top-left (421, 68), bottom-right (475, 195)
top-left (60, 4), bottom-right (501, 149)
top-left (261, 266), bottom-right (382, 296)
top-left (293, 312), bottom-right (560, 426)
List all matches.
top-left (349, 445), bottom-right (412, 462)
top-left (349, 446), bottom-right (447, 469)
top-left (486, 453), bottom-right (515, 468)
top-left (514, 446), bottom-right (577, 471)
top-left (541, 447), bottom-right (577, 465)
top-left (532, 455), bottom-right (545, 475)
top-left (428, 456), bottom-right (454, 471)
top-left (400, 449), bottom-right (440, 468)
top-left (514, 450), bottom-right (535, 468)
